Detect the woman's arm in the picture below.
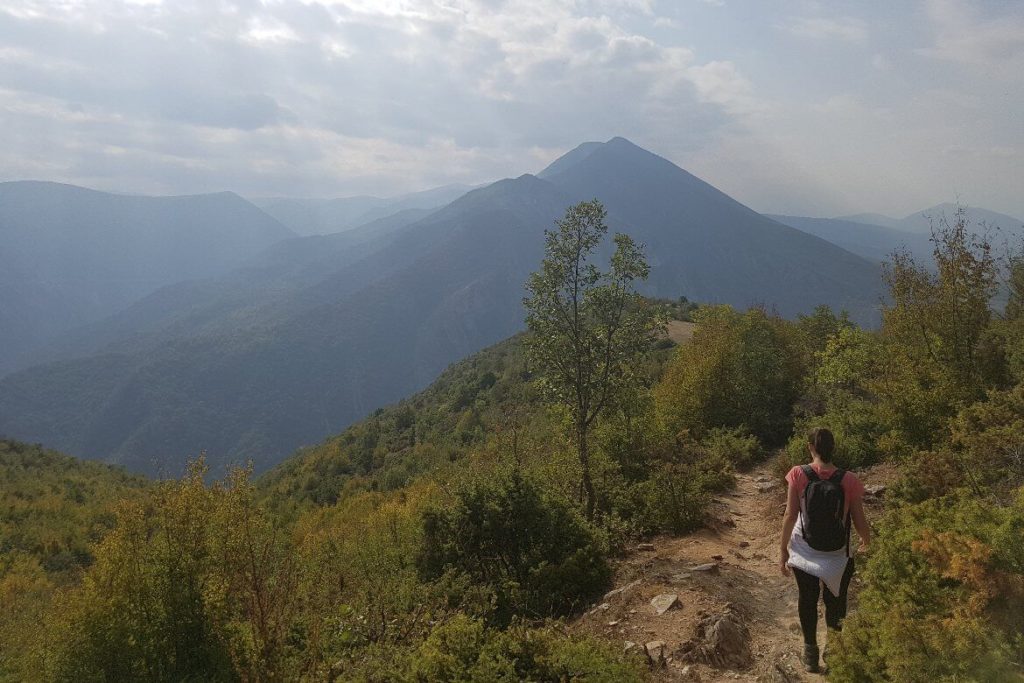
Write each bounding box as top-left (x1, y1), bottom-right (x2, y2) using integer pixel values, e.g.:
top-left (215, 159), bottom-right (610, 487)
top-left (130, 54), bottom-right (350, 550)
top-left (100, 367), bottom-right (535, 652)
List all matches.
top-left (779, 478), bottom-right (800, 576)
top-left (851, 497), bottom-right (871, 552)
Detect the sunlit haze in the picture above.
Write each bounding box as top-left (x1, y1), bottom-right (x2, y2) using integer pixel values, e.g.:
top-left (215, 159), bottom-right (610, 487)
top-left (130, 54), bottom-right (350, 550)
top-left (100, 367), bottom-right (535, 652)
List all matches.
top-left (1, 0), bottom-right (1021, 217)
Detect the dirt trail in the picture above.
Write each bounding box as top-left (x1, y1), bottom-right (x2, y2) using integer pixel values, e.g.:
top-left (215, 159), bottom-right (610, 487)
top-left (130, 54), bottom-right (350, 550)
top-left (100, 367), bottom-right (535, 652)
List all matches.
top-left (574, 459), bottom-right (893, 682)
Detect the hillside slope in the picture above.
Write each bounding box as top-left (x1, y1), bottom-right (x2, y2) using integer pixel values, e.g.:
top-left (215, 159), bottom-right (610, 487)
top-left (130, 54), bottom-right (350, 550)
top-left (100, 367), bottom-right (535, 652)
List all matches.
top-left (900, 203), bottom-right (1023, 235)
top-left (0, 438), bottom-right (149, 576)
top-left (0, 139), bottom-right (883, 476)
top-left (32, 207), bottom-right (437, 364)
top-left (838, 205), bottom-right (1022, 237)
top-left (0, 182), bottom-right (294, 374)
top-left (544, 138), bottom-right (883, 322)
top-left (768, 214), bottom-right (933, 263)
top-left (253, 183), bottom-right (474, 235)
top-left (571, 460), bottom-right (894, 682)
top-left (0, 177), bottom-right (568, 475)
top-left (774, 205), bottom-right (1023, 267)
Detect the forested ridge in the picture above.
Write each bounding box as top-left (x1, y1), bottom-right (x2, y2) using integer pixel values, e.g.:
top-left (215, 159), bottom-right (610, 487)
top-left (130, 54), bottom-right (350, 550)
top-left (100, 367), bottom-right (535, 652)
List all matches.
top-left (0, 138), bottom-right (884, 476)
top-left (2, 207), bottom-right (1023, 681)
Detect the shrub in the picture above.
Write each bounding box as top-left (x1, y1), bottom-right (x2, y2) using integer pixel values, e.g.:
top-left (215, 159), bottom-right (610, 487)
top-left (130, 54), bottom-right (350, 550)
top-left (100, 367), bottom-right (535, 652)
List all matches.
top-left (783, 400), bottom-right (889, 472)
top-left (44, 464), bottom-right (236, 682)
top-left (417, 472), bottom-right (610, 624)
top-left (892, 385), bottom-right (1024, 503)
top-left (655, 306), bottom-right (805, 446)
top-left (828, 490), bottom-right (1024, 682)
top-left (635, 462), bottom-right (710, 535)
top-left (702, 427), bottom-right (763, 471)
top-left (346, 615), bottom-right (647, 682)
top-left (302, 485), bottom-right (438, 653)
top-left (43, 462), bottom-right (313, 682)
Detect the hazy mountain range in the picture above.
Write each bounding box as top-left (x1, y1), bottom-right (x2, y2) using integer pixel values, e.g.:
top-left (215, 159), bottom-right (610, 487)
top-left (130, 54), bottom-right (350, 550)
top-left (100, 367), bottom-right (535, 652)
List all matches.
top-left (842, 204), bottom-right (1023, 235)
top-left (3, 137), bottom-right (1012, 477)
top-left (252, 184), bottom-right (477, 236)
top-left (771, 205), bottom-right (1022, 263)
top-left (0, 181), bottom-right (294, 376)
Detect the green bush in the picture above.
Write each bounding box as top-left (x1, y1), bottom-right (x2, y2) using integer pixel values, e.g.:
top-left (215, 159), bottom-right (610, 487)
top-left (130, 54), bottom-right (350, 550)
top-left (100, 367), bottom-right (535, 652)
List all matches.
top-left (783, 400), bottom-right (889, 472)
top-left (43, 463), bottom-right (317, 682)
top-left (44, 466), bottom-right (237, 682)
top-left (417, 472), bottom-right (610, 625)
top-left (635, 462), bottom-right (710, 535)
top-left (655, 306), bottom-right (805, 446)
top-left (828, 489), bottom-right (1024, 682)
top-left (890, 385), bottom-right (1024, 504)
top-left (345, 615), bottom-right (647, 682)
top-left (702, 427), bottom-right (764, 471)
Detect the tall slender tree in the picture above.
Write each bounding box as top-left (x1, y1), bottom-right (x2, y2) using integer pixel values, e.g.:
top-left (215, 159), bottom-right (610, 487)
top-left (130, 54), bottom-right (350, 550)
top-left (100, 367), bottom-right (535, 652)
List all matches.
top-left (523, 200), bottom-right (664, 520)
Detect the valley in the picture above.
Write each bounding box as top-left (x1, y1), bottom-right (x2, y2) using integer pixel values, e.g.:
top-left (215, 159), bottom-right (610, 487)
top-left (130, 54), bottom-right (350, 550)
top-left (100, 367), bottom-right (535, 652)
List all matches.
top-left (1, 138), bottom-right (894, 476)
top-left (4, 3), bottom-right (1023, 679)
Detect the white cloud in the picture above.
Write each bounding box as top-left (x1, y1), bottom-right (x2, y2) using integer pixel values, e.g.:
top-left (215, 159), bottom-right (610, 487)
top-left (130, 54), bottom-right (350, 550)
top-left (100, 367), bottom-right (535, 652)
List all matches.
top-left (685, 60), bottom-right (765, 119)
top-left (0, 0), bottom-right (752, 195)
top-left (919, 0), bottom-right (1024, 72)
top-left (0, 0), bottom-right (1020, 219)
top-left (783, 16), bottom-right (867, 43)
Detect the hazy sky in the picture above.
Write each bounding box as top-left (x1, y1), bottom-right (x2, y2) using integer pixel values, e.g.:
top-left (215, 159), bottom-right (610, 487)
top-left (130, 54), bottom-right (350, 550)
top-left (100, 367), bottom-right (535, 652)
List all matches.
top-left (1, 0), bottom-right (1021, 218)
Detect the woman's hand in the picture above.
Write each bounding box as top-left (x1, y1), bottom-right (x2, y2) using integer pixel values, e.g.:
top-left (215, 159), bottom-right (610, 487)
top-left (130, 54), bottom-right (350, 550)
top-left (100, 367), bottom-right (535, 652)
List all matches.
top-left (779, 549), bottom-right (791, 576)
top-left (857, 540), bottom-right (870, 555)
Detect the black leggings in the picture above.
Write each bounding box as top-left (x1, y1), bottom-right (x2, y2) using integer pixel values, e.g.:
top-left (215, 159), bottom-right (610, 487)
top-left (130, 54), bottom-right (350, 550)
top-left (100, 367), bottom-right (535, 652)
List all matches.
top-left (793, 558), bottom-right (855, 647)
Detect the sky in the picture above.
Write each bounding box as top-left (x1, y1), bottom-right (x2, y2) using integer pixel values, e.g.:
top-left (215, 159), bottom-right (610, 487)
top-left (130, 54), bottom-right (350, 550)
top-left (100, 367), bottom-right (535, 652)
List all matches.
top-left (1, 0), bottom-right (1021, 218)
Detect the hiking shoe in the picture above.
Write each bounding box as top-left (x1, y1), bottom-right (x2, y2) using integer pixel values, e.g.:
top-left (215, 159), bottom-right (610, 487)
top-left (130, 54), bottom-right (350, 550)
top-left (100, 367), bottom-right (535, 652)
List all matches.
top-left (803, 644), bottom-right (820, 673)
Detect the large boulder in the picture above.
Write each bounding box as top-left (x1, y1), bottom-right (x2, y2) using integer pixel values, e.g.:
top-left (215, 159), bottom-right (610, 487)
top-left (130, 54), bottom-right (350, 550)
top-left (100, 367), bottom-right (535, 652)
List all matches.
top-left (676, 607), bottom-right (752, 670)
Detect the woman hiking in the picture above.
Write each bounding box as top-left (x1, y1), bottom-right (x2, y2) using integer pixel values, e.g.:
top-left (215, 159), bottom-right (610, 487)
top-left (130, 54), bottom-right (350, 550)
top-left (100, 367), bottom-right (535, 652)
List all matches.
top-left (779, 427), bottom-right (871, 673)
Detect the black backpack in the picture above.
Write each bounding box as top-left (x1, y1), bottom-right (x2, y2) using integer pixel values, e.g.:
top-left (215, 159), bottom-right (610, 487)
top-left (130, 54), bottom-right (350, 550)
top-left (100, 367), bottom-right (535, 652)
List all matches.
top-left (800, 465), bottom-right (850, 552)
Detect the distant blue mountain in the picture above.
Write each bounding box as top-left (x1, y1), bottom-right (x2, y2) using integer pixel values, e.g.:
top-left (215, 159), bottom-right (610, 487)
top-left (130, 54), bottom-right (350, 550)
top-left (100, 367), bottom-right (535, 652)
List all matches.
top-left (767, 215), bottom-right (933, 262)
top-left (252, 183), bottom-right (477, 236)
top-left (774, 205), bottom-right (1023, 263)
top-left (0, 181), bottom-right (293, 375)
top-left (0, 138), bottom-right (884, 476)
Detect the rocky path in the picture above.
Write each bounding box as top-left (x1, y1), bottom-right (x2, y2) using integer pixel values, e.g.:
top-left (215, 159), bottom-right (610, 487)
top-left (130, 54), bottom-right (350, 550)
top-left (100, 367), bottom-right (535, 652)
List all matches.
top-left (573, 460), bottom-right (892, 682)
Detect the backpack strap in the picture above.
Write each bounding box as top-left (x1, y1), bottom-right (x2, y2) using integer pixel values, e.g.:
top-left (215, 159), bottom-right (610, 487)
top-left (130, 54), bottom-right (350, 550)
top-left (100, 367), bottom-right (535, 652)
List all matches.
top-left (800, 464), bottom-right (819, 482)
top-left (829, 468), bottom-right (853, 552)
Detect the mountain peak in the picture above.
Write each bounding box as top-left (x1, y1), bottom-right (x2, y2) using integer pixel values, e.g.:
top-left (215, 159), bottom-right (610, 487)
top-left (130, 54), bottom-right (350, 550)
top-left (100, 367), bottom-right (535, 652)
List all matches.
top-left (537, 142), bottom-right (602, 179)
top-left (537, 137), bottom-right (657, 179)
top-left (603, 135), bottom-right (642, 149)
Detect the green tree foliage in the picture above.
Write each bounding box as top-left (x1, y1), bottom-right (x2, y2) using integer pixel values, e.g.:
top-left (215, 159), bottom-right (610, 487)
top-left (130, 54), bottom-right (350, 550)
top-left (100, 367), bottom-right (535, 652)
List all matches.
top-left (878, 207), bottom-right (1007, 448)
top-left (794, 210), bottom-right (1024, 680)
top-left (523, 200), bottom-right (665, 519)
top-left (300, 483), bottom-right (439, 656)
top-left (783, 327), bottom-right (890, 470)
top-left (655, 305), bottom-right (804, 446)
top-left (996, 252), bottom-right (1024, 383)
top-left (417, 472), bottom-right (610, 625)
top-left (785, 209), bottom-right (1016, 471)
top-left (44, 460), bottom-right (315, 682)
top-left (0, 439), bottom-right (149, 681)
top-left (793, 304), bottom-right (854, 369)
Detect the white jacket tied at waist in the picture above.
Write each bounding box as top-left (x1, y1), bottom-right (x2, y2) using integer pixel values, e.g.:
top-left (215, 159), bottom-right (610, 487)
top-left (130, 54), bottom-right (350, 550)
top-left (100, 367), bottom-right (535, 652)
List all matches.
top-left (786, 514), bottom-right (851, 596)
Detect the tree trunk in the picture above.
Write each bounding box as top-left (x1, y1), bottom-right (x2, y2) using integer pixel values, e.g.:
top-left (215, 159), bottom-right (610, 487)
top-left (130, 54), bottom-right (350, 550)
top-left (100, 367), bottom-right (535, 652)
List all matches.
top-left (578, 422), bottom-right (596, 522)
